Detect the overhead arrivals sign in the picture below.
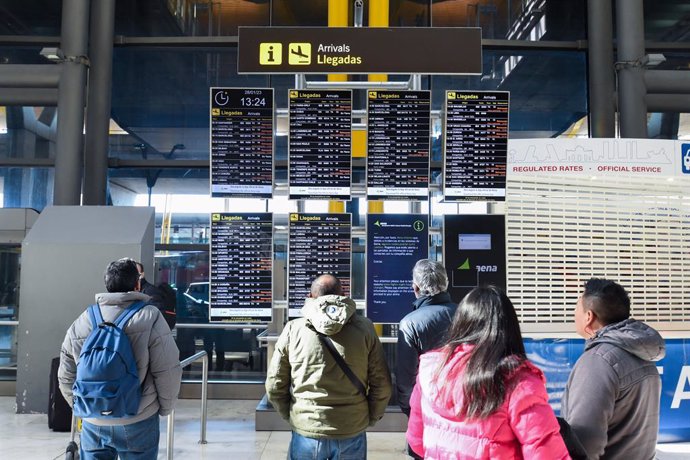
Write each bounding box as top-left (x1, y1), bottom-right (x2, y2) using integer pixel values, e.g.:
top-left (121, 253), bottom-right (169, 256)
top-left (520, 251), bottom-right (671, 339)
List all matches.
top-left (238, 27), bottom-right (482, 74)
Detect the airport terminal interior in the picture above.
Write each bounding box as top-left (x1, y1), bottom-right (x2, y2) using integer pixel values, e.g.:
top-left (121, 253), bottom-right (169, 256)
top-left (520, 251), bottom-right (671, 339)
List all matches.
top-left (2, 0), bottom-right (690, 458)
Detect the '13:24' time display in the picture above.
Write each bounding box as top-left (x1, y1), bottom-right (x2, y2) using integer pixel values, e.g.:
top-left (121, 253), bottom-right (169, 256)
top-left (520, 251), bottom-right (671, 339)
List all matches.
top-left (241, 97), bottom-right (267, 107)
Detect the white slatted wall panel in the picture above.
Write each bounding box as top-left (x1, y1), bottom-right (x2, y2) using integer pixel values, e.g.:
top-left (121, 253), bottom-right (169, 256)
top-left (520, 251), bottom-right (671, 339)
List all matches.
top-left (505, 174), bottom-right (690, 332)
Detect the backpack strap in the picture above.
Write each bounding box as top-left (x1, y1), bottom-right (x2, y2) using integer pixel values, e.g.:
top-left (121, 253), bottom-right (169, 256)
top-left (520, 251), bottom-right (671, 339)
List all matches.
top-left (315, 330), bottom-right (367, 397)
top-left (114, 300), bottom-right (148, 329)
top-left (87, 304), bottom-right (102, 329)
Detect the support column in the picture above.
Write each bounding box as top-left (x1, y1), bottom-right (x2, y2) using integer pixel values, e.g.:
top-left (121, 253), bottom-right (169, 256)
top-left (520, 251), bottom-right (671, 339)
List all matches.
top-left (328, 0), bottom-right (349, 211)
top-left (328, 0), bottom-right (348, 82)
top-left (368, 0), bottom-right (389, 217)
top-left (328, 201), bottom-right (345, 213)
top-left (83, 0), bottom-right (116, 205)
top-left (54, 0), bottom-right (90, 205)
top-left (368, 0), bottom-right (389, 83)
top-left (615, 0), bottom-right (647, 138)
top-left (587, 0), bottom-right (615, 137)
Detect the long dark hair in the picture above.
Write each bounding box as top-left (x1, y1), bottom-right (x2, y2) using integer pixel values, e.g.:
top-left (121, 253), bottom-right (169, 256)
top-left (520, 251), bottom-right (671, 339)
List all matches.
top-left (439, 286), bottom-right (526, 419)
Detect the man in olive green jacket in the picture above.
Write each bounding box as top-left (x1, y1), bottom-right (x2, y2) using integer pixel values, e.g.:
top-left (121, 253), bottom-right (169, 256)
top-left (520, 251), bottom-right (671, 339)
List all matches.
top-left (266, 274), bottom-right (392, 459)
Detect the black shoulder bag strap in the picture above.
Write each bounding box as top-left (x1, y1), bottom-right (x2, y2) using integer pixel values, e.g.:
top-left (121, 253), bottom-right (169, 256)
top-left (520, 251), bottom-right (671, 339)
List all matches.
top-left (315, 332), bottom-right (367, 397)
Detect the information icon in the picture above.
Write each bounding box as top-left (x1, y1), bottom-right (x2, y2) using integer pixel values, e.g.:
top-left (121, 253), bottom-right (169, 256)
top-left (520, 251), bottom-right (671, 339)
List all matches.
top-left (259, 43), bottom-right (282, 65)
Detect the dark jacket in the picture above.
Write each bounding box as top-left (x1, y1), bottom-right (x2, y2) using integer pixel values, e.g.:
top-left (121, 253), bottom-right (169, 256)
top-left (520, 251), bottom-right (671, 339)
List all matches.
top-left (140, 278), bottom-right (175, 330)
top-left (561, 318), bottom-right (665, 460)
top-left (396, 291), bottom-right (456, 416)
top-left (140, 278), bottom-right (164, 310)
top-left (265, 295), bottom-right (392, 439)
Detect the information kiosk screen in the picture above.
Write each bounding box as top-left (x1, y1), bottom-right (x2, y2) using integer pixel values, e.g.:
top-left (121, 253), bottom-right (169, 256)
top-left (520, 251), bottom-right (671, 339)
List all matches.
top-left (366, 214), bottom-right (429, 323)
top-left (443, 214), bottom-right (506, 303)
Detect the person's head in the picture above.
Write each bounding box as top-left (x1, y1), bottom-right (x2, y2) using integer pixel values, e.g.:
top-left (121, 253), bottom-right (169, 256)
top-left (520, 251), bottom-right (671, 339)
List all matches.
top-left (575, 278), bottom-right (630, 338)
top-left (412, 259), bottom-right (448, 298)
top-left (104, 258), bottom-right (141, 293)
top-left (310, 274), bottom-right (342, 298)
top-left (135, 262), bottom-right (145, 280)
top-left (440, 286), bottom-right (525, 419)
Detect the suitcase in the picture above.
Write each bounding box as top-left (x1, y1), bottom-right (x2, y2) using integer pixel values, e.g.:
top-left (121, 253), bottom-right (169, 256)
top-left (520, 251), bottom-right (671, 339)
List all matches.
top-left (48, 356), bottom-right (72, 432)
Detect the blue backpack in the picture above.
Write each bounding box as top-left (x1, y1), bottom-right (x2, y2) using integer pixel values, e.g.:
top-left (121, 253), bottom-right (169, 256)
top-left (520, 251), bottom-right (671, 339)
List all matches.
top-left (72, 301), bottom-right (147, 418)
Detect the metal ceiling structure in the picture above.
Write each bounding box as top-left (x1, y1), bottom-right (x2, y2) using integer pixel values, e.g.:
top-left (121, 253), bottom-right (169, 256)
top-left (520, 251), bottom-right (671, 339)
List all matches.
top-left (0, 0), bottom-right (689, 200)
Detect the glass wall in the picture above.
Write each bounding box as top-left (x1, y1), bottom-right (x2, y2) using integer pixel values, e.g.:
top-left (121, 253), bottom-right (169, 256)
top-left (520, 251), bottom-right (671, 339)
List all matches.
top-left (0, 245), bottom-right (20, 381)
top-left (151, 250), bottom-right (267, 380)
top-left (1, 0), bottom-right (690, 384)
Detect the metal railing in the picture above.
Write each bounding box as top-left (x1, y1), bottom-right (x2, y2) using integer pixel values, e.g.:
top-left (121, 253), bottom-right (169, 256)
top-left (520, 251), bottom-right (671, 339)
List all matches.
top-left (166, 350), bottom-right (209, 459)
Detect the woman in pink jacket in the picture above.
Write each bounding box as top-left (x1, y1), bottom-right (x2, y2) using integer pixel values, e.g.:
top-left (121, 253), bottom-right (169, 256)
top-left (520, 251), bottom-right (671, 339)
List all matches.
top-left (406, 286), bottom-right (570, 460)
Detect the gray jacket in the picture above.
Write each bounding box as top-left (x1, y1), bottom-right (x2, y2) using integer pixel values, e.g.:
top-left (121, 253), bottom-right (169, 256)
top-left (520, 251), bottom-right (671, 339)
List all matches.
top-left (561, 319), bottom-right (665, 460)
top-left (58, 291), bottom-right (182, 426)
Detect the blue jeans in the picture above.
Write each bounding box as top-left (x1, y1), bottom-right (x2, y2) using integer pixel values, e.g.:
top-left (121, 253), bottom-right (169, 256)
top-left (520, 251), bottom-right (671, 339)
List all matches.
top-left (288, 431), bottom-right (367, 460)
top-left (80, 413), bottom-right (160, 460)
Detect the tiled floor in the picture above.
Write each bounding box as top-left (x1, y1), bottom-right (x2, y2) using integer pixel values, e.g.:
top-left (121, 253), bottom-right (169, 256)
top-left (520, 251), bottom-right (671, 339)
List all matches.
top-left (2, 396), bottom-right (689, 459)
top-left (1, 397), bottom-right (408, 459)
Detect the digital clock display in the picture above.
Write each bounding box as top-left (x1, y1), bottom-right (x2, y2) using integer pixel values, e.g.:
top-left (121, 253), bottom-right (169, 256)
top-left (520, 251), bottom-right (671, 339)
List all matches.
top-left (210, 87), bottom-right (274, 198)
top-left (240, 97), bottom-right (267, 107)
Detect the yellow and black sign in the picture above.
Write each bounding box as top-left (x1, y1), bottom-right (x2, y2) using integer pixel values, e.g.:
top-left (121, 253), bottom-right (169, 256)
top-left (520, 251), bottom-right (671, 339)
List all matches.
top-left (259, 43), bottom-right (282, 65)
top-left (238, 27), bottom-right (482, 75)
top-left (288, 43), bottom-right (311, 65)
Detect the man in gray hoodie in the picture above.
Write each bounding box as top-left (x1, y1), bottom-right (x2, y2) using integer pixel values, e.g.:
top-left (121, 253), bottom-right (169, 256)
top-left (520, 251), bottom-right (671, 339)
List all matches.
top-left (58, 258), bottom-right (182, 459)
top-left (561, 278), bottom-right (665, 460)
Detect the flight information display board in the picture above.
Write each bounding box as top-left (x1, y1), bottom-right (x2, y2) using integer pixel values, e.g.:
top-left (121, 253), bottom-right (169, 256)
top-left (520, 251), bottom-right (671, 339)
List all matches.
top-left (443, 91), bottom-right (509, 201)
top-left (289, 90), bottom-right (352, 200)
top-left (209, 213), bottom-right (273, 323)
top-left (288, 213), bottom-right (352, 317)
top-left (443, 214), bottom-right (506, 304)
top-left (367, 90), bottom-right (431, 200)
top-left (366, 214), bottom-right (429, 323)
top-left (210, 88), bottom-right (273, 198)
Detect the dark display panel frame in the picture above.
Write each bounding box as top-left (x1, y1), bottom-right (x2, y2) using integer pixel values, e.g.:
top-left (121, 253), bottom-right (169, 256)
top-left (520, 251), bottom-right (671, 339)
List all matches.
top-left (288, 89), bottom-right (352, 200)
top-left (287, 213), bottom-right (352, 318)
top-left (366, 90), bottom-right (431, 201)
top-left (366, 213), bottom-right (429, 323)
top-left (209, 212), bottom-right (273, 324)
top-left (442, 90), bottom-right (509, 201)
top-left (210, 87), bottom-right (274, 198)
top-left (443, 214), bottom-right (506, 304)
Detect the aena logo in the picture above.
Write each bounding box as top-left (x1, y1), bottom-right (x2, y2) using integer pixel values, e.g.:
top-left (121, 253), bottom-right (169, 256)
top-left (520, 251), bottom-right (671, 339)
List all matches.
top-left (459, 259), bottom-right (498, 272)
top-left (476, 265), bottom-right (498, 272)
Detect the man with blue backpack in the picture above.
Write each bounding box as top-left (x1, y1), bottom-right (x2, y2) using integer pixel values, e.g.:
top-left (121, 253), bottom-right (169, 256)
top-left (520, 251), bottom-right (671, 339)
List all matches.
top-left (58, 257), bottom-right (182, 459)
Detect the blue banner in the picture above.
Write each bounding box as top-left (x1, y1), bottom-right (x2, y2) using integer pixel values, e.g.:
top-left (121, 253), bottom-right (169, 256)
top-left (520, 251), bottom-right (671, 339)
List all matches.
top-left (525, 338), bottom-right (690, 442)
